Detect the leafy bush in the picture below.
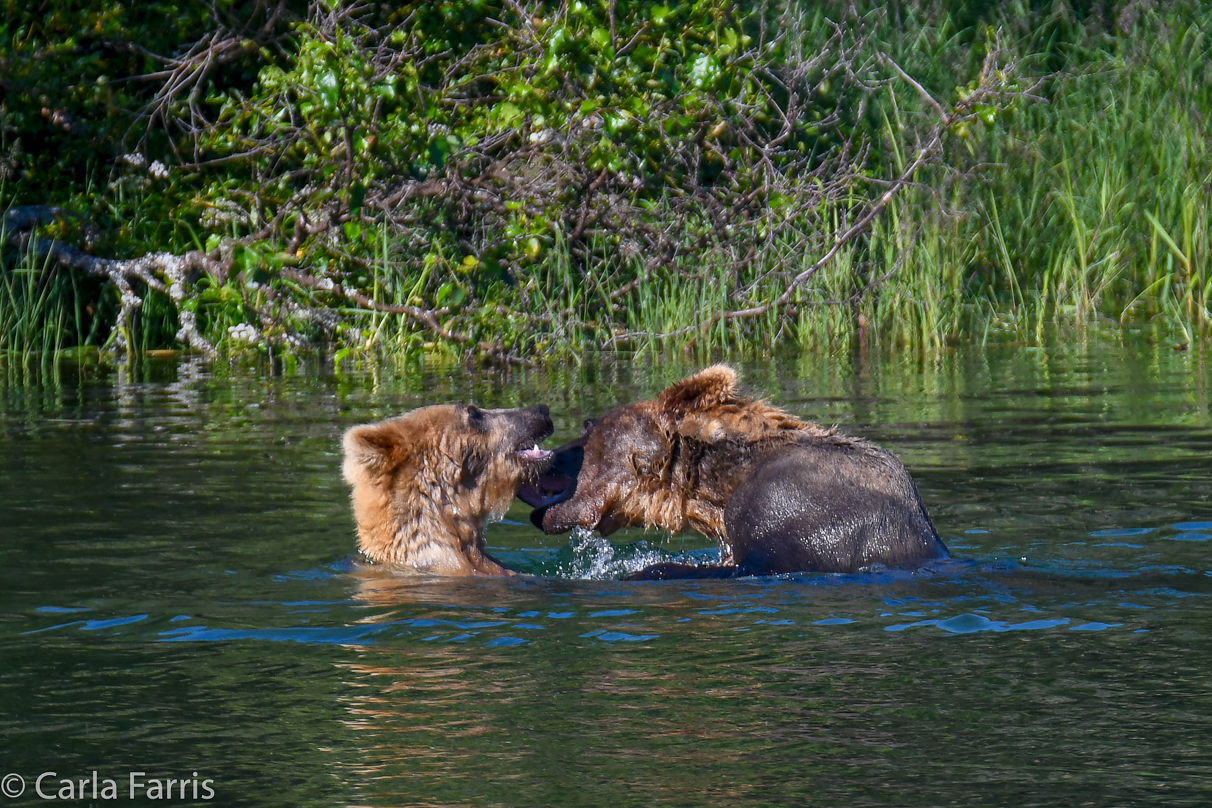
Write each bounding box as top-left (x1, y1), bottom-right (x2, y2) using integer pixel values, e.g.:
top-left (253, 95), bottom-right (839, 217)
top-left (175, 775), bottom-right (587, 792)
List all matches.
top-left (1, 1), bottom-right (1209, 362)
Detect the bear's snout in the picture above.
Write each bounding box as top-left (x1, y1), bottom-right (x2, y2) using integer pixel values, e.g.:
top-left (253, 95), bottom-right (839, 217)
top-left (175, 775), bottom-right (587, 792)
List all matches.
top-left (494, 404), bottom-right (554, 444)
top-left (531, 404), bottom-right (553, 436)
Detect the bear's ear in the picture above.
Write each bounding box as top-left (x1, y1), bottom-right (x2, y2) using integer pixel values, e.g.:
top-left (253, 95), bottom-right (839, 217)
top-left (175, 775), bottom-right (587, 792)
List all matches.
top-left (656, 365), bottom-right (739, 423)
top-left (342, 419), bottom-right (405, 481)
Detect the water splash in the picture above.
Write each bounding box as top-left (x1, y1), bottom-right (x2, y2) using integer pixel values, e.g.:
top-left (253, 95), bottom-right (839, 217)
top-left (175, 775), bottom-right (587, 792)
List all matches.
top-left (549, 528), bottom-right (673, 580)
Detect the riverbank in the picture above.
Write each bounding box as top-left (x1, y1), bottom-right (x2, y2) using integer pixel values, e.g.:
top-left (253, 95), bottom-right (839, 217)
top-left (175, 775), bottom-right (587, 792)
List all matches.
top-left (2, 1), bottom-right (1209, 364)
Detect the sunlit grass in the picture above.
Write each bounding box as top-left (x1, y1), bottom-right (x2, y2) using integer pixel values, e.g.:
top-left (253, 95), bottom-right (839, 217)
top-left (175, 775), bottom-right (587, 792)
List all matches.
top-left (3, 4), bottom-right (1211, 365)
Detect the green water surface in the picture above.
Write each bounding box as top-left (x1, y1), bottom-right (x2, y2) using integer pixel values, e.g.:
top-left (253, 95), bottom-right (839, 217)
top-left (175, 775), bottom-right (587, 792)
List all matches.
top-left (2, 338), bottom-right (1210, 807)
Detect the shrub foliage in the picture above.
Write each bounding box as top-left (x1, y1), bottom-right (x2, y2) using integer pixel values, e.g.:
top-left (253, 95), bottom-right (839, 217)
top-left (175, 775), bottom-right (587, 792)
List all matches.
top-left (1, 1), bottom-right (1209, 361)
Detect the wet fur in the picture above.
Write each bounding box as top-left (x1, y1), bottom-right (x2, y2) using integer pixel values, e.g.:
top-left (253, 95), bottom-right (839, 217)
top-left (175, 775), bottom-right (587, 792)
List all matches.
top-left (541, 365), bottom-right (945, 574)
top-left (342, 404), bottom-right (551, 575)
top-left (546, 366), bottom-right (851, 548)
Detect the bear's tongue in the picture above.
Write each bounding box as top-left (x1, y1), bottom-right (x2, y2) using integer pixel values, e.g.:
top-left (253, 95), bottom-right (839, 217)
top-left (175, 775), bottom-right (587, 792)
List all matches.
top-left (517, 467), bottom-right (572, 509)
top-left (517, 483), bottom-right (555, 508)
top-left (516, 445), bottom-right (553, 462)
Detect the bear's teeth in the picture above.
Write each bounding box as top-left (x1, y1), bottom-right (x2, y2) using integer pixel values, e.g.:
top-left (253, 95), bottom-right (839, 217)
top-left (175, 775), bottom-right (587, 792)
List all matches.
top-left (518, 445), bottom-right (551, 461)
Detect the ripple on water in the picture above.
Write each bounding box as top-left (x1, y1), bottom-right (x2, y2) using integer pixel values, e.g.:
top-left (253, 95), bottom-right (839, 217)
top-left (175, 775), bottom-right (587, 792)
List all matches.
top-left (1172, 521), bottom-right (1212, 531)
top-left (483, 636), bottom-right (528, 647)
top-left (886, 613), bottom-right (1072, 634)
top-left (6, 344), bottom-right (1212, 807)
top-left (580, 629), bottom-right (659, 642)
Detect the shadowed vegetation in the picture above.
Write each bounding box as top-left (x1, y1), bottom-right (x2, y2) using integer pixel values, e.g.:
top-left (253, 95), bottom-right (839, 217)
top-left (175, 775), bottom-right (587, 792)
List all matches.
top-left (1, 0), bottom-right (1209, 365)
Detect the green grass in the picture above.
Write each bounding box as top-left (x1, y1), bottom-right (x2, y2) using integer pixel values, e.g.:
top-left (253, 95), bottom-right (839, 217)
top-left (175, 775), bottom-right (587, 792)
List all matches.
top-left (485, 2), bottom-right (1212, 359)
top-left (944, 11), bottom-right (1212, 341)
top-left (3, 2), bottom-right (1211, 366)
top-left (0, 238), bottom-right (77, 373)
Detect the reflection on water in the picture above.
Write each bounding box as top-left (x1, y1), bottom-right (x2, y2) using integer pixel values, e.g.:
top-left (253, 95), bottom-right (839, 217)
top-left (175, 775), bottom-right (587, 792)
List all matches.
top-left (2, 338), bottom-right (1211, 806)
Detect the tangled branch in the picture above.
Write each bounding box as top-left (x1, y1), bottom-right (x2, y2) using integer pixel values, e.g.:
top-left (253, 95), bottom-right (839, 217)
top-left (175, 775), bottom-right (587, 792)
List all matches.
top-left (609, 39), bottom-right (1045, 345)
top-left (2, 2), bottom-right (1043, 362)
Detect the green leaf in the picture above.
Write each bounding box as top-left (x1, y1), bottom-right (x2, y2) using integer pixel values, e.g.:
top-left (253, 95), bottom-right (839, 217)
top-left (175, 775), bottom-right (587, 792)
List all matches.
top-left (348, 183), bottom-right (367, 213)
top-left (316, 70), bottom-right (339, 109)
top-left (689, 54), bottom-right (721, 90)
top-left (373, 79), bottom-right (396, 100)
top-left (436, 282), bottom-right (466, 307)
top-left (495, 101), bottom-right (523, 126)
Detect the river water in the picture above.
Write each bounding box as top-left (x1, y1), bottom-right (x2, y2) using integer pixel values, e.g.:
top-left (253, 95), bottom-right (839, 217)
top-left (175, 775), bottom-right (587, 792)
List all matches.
top-left (2, 337), bottom-right (1210, 806)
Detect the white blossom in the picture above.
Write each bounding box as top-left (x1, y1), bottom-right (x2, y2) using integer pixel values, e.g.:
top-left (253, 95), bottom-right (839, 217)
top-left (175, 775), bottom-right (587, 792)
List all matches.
top-left (198, 199), bottom-right (253, 229)
top-left (227, 323), bottom-right (261, 344)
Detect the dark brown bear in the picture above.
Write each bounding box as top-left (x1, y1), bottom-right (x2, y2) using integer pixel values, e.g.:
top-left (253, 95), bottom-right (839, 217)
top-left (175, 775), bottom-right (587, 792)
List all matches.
top-left (524, 366), bottom-right (947, 579)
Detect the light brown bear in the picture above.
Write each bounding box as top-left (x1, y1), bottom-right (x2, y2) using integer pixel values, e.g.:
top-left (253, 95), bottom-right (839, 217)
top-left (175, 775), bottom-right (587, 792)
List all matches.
top-left (526, 366), bottom-right (948, 579)
top-left (342, 403), bottom-right (553, 576)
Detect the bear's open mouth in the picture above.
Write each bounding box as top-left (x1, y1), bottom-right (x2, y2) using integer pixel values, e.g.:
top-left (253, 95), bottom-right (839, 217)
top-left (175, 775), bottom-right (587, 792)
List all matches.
top-left (515, 444), bottom-right (554, 463)
top-left (516, 472), bottom-right (569, 509)
top-left (515, 435), bottom-right (583, 524)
